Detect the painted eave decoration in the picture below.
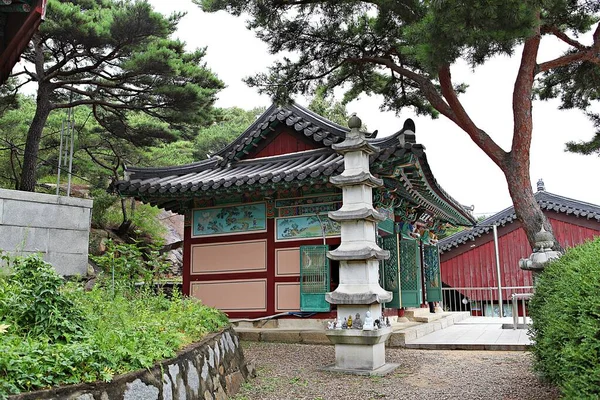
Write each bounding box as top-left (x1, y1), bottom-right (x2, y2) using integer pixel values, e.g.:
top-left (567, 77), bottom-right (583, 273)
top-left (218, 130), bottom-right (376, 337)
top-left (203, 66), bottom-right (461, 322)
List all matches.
top-left (112, 102), bottom-right (475, 226)
top-left (0, 0), bottom-right (47, 85)
top-left (438, 190), bottom-right (600, 253)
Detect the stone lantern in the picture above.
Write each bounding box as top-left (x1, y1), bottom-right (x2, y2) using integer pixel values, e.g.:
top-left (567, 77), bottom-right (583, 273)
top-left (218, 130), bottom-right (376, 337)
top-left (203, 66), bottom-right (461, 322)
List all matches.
top-left (519, 226), bottom-right (562, 275)
top-left (323, 114), bottom-right (398, 375)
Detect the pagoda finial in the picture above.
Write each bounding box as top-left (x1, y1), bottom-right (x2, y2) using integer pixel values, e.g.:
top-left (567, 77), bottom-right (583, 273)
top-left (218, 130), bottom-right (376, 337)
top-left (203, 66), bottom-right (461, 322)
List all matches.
top-left (348, 113), bottom-right (362, 129)
top-left (537, 178), bottom-right (545, 192)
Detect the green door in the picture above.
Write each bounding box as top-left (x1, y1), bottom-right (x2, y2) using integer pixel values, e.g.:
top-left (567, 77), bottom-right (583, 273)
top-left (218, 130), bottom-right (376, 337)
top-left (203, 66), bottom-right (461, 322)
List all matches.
top-left (381, 234), bottom-right (400, 308)
top-left (423, 244), bottom-right (442, 302)
top-left (400, 237), bottom-right (422, 307)
top-left (300, 245), bottom-right (330, 312)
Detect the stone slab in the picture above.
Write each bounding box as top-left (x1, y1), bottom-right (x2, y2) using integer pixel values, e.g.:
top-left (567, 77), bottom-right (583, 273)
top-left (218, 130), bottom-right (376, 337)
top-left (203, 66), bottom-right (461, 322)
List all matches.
top-left (0, 226), bottom-right (49, 253)
top-left (300, 330), bottom-right (330, 344)
top-left (320, 362), bottom-right (400, 377)
top-left (2, 199), bottom-right (91, 231)
top-left (0, 188), bottom-right (93, 208)
top-left (47, 229), bottom-right (90, 255)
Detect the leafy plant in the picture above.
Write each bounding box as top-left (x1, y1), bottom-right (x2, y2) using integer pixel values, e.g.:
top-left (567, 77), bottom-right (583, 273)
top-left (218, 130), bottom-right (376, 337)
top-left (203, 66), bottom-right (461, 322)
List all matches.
top-left (0, 253), bottom-right (229, 398)
top-left (0, 253), bottom-right (87, 342)
top-left (528, 237), bottom-right (600, 398)
top-left (90, 240), bottom-right (170, 288)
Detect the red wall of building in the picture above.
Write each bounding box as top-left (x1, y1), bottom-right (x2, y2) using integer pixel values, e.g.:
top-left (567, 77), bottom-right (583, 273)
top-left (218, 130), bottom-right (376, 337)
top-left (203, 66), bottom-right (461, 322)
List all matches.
top-left (441, 214), bottom-right (600, 297)
top-left (183, 215), bottom-right (340, 319)
top-left (250, 130), bottom-right (317, 158)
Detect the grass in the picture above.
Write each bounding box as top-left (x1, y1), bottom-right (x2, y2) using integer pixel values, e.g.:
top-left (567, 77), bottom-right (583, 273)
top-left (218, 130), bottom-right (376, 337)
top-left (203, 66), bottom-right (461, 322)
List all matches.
top-left (0, 254), bottom-right (229, 398)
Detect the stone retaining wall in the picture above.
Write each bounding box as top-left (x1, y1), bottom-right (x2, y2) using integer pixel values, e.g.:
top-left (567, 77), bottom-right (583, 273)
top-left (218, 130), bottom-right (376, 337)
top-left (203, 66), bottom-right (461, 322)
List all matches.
top-left (0, 188), bottom-right (93, 276)
top-left (9, 326), bottom-right (253, 400)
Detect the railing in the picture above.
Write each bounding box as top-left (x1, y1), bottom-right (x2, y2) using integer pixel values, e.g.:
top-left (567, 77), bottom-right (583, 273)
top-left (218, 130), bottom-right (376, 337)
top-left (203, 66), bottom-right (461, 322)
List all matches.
top-left (441, 286), bottom-right (534, 317)
top-left (511, 293), bottom-right (533, 328)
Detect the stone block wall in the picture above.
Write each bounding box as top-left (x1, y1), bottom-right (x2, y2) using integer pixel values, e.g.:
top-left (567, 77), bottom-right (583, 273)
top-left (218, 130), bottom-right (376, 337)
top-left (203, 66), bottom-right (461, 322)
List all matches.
top-left (0, 188), bottom-right (92, 276)
top-left (9, 326), bottom-right (252, 400)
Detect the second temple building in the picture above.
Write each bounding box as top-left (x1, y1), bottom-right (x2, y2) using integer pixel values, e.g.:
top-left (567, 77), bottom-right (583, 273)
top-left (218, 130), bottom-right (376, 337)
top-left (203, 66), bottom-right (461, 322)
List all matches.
top-left (113, 103), bottom-right (475, 318)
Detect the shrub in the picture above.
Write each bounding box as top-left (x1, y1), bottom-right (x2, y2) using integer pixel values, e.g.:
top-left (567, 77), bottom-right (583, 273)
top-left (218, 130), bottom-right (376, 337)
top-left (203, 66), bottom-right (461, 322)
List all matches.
top-left (528, 237), bottom-right (600, 398)
top-left (0, 253), bottom-right (87, 342)
top-left (0, 253), bottom-right (229, 398)
top-left (90, 240), bottom-right (171, 288)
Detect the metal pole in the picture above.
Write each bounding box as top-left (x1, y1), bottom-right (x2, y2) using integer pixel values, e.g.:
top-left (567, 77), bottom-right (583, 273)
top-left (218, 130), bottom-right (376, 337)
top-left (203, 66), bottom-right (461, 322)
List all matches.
top-left (56, 120), bottom-right (65, 196)
top-left (66, 118), bottom-right (75, 197)
top-left (493, 224), bottom-right (503, 317)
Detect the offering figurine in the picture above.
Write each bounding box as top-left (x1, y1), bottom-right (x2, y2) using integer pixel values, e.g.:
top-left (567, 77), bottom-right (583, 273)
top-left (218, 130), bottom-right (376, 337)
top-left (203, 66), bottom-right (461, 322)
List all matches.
top-left (385, 316), bottom-right (391, 327)
top-left (327, 320), bottom-right (334, 330)
top-left (342, 317), bottom-right (348, 329)
top-left (335, 318), bottom-right (342, 329)
top-left (363, 311), bottom-right (374, 331)
top-left (353, 313), bottom-right (363, 329)
top-left (347, 315), bottom-right (353, 328)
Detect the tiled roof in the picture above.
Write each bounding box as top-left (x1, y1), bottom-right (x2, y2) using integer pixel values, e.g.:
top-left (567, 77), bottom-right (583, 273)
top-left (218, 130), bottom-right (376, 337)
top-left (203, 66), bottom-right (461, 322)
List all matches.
top-left (118, 148), bottom-right (343, 195)
top-left (438, 190), bottom-right (600, 253)
top-left (112, 103), bottom-right (475, 225)
top-left (213, 103), bottom-right (347, 165)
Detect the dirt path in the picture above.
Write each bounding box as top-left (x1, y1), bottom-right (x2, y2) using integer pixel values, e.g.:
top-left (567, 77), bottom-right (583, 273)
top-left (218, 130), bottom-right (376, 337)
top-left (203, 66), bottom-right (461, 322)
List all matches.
top-left (233, 342), bottom-right (559, 400)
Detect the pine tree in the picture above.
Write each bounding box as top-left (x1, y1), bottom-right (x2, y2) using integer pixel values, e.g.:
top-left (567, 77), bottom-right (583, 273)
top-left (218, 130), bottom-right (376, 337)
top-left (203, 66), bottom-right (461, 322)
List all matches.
top-left (13, 0), bottom-right (223, 191)
top-left (200, 0), bottom-right (600, 250)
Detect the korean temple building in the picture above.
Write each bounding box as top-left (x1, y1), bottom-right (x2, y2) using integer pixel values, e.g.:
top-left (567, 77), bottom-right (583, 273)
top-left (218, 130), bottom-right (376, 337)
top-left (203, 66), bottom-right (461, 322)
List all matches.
top-left (0, 0), bottom-right (46, 85)
top-left (113, 103), bottom-right (475, 318)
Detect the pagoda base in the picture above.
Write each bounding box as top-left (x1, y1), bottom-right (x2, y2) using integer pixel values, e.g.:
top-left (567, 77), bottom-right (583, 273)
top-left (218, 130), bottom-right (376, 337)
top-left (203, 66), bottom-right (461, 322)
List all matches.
top-left (325, 327), bottom-right (393, 372)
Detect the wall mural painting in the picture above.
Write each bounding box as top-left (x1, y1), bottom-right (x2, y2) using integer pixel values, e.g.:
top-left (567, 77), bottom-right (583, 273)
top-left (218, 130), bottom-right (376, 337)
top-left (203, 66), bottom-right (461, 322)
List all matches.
top-left (276, 214), bottom-right (341, 241)
top-left (193, 203), bottom-right (267, 237)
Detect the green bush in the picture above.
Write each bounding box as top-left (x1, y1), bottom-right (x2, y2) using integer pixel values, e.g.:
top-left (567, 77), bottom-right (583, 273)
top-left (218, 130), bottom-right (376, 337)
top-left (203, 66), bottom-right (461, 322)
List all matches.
top-left (0, 253), bottom-right (86, 341)
top-left (91, 240), bottom-right (171, 287)
top-left (0, 254), bottom-right (229, 398)
top-left (528, 237), bottom-right (600, 398)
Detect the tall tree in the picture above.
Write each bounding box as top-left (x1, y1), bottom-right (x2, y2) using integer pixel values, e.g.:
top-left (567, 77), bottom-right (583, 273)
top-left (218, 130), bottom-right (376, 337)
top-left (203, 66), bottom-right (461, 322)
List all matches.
top-left (200, 0), bottom-right (600, 250)
top-left (13, 0), bottom-right (223, 191)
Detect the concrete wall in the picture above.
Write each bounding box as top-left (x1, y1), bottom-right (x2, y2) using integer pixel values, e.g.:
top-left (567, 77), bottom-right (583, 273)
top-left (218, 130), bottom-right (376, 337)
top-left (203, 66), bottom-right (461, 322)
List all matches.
top-left (9, 326), bottom-right (253, 400)
top-left (0, 188), bottom-right (93, 276)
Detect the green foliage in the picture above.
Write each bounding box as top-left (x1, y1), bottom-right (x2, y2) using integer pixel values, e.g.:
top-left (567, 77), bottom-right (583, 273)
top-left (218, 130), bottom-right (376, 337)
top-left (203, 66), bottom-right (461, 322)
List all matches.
top-left (528, 237), bottom-right (600, 398)
top-left (91, 240), bottom-right (170, 287)
top-left (200, 0), bottom-right (599, 117)
top-left (15, 0), bottom-right (224, 190)
top-left (90, 188), bottom-right (119, 228)
top-left (194, 107), bottom-right (265, 159)
top-left (307, 87), bottom-right (355, 128)
top-left (0, 253), bottom-right (229, 397)
top-left (0, 253), bottom-right (86, 342)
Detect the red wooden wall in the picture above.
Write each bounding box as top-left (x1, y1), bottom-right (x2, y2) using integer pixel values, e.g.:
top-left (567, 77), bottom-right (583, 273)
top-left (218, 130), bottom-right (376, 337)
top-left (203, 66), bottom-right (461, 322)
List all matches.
top-left (251, 130), bottom-right (317, 158)
top-left (441, 214), bottom-right (600, 298)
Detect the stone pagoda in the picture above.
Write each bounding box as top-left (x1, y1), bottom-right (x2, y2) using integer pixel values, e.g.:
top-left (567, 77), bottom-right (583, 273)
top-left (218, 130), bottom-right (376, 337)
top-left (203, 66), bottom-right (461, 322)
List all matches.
top-left (324, 114), bottom-right (398, 375)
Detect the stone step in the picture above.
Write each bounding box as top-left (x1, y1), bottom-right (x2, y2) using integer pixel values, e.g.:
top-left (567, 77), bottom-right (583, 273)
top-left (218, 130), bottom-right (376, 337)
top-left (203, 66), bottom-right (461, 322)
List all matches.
top-left (232, 312), bottom-right (472, 348)
top-left (411, 313), bottom-right (445, 323)
top-left (403, 307), bottom-right (434, 320)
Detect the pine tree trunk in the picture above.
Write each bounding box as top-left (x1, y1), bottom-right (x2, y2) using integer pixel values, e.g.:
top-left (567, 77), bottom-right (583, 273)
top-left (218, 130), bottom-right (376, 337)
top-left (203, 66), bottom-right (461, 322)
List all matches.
top-left (19, 85), bottom-right (52, 192)
top-left (503, 158), bottom-right (563, 252)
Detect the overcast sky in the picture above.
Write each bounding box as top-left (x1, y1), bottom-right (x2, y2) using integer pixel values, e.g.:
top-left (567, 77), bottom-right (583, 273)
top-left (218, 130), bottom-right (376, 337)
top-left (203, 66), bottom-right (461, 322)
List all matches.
top-left (149, 0), bottom-right (600, 217)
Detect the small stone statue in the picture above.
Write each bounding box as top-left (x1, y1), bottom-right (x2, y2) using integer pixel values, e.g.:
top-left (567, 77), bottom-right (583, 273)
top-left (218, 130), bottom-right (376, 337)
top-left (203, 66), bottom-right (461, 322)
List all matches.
top-left (374, 318), bottom-right (381, 329)
top-left (327, 320), bottom-right (334, 330)
top-left (334, 318), bottom-right (342, 329)
top-left (385, 316), bottom-right (391, 327)
top-left (363, 311), bottom-right (374, 331)
top-left (342, 317), bottom-right (348, 329)
top-left (353, 313), bottom-right (363, 329)
top-left (347, 314), bottom-right (353, 328)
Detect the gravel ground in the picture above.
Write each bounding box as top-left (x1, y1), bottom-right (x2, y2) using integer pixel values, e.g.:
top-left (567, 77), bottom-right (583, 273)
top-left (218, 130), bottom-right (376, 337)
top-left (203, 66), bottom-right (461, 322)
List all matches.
top-left (233, 342), bottom-right (559, 400)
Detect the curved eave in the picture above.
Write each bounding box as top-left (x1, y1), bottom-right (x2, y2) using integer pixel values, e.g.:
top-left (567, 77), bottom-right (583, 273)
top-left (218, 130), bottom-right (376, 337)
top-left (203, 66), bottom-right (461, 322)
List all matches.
top-left (438, 191), bottom-right (600, 253)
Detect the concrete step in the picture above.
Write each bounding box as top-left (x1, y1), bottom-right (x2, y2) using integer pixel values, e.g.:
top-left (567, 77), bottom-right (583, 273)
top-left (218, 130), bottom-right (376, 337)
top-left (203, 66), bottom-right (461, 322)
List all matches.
top-left (232, 312), bottom-right (472, 348)
top-left (412, 313), bottom-right (445, 323)
top-left (403, 307), bottom-right (433, 320)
